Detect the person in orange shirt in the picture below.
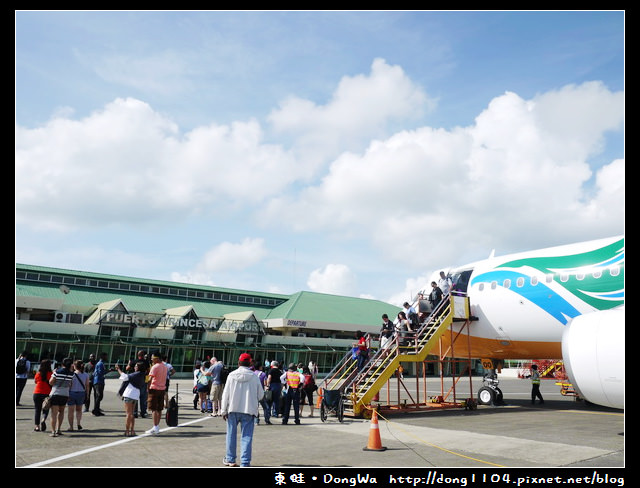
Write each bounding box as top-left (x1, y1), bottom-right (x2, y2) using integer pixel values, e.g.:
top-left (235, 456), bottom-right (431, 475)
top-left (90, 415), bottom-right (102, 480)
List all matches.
top-left (33, 359), bottom-right (53, 432)
top-left (145, 352), bottom-right (167, 435)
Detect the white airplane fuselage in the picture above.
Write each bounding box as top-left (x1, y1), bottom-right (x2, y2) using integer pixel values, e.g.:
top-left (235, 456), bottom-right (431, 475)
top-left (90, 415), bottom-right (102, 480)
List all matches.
top-left (431, 235), bottom-right (624, 409)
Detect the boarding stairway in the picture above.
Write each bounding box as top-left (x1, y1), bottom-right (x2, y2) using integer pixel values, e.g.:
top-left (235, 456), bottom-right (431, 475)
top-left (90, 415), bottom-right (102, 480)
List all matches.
top-left (320, 294), bottom-right (470, 417)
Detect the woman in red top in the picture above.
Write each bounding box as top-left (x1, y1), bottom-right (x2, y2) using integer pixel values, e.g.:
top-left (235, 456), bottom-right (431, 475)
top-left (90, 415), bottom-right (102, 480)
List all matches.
top-left (33, 359), bottom-right (53, 432)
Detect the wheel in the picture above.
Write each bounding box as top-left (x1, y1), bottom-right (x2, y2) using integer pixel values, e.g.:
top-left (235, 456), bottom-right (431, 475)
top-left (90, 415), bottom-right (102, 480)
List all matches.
top-left (337, 397), bottom-right (344, 422)
top-left (320, 402), bottom-right (327, 422)
top-left (477, 386), bottom-right (496, 405)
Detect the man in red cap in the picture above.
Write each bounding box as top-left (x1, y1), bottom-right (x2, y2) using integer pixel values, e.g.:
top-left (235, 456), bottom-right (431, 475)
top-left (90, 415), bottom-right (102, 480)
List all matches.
top-left (220, 353), bottom-right (264, 467)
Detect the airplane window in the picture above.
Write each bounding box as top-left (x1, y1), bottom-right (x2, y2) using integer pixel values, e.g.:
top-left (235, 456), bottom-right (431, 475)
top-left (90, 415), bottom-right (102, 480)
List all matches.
top-left (576, 273), bottom-right (585, 280)
top-left (560, 274), bottom-right (569, 282)
top-left (503, 279), bottom-right (511, 289)
top-left (491, 281), bottom-right (497, 290)
top-left (610, 266), bottom-right (620, 277)
top-left (479, 283), bottom-right (485, 291)
top-left (546, 274), bottom-right (553, 283)
top-left (592, 270), bottom-right (602, 279)
top-left (516, 277), bottom-right (524, 287)
top-left (531, 276), bottom-right (538, 285)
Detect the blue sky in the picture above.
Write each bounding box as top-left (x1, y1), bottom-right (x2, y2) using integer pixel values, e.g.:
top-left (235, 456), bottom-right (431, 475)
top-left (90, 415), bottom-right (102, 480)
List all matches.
top-left (15, 11), bottom-right (625, 305)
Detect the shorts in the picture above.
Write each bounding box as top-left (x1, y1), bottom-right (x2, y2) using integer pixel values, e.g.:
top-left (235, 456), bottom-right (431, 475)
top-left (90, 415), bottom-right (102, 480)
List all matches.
top-left (196, 383), bottom-right (210, 394)
top-left (210, 384), bottom-right (223, 401)
top-left (67, 391), bottom-right (86, 406)
top-left (50, 395), bottom-right (69, 407)
top-left (123, 397), bottom-right (137, 404)
top-left (148, 388), bottom-right (166, 412)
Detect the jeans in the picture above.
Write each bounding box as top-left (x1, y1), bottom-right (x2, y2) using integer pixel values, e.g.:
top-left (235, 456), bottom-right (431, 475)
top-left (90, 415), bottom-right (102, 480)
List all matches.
top-left (93, 382), bottom-right (105, 412)
top-left (260, 397), bottom-right (270, 423)
top-left (84, 381), bottom-right (93, 411)
top-left (16, 377), bottom-right (28, 404)
top-left (356, 351), bottom-right (369, 371)
top-left (225, 412), bottom-right (256, 467)
top-left (33, 393), bottom-right (49, 426)
top-left (269, 383), bottom-right (282, 417)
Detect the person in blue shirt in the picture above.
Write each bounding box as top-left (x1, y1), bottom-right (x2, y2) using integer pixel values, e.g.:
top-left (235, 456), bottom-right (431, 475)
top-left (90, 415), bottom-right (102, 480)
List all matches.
top-left (92, 352), bottom-right (108, 416)
top-left (16, 351), bottom-right (31, 406)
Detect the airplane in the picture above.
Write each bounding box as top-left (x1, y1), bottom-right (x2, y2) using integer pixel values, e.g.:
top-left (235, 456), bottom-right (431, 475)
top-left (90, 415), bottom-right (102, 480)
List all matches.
top-left (428, 235), bottom-right (624, 410)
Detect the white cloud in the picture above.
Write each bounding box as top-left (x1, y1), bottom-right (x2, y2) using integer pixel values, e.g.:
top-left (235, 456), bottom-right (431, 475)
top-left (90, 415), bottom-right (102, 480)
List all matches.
top-left (15, 98), bottom-right (299, 231)
top-left (168, 237), bottom-right (268, 287)
top-left (15, 61), bottom-right (624, 303)
top-left (267, 58), bottom-right (431, 176)
top-left (199, 238), bottom-right (267, 273)
top-left (307, 264), bottom-right (357, 296)
top-left (264, 81), bottom-right (624, 291)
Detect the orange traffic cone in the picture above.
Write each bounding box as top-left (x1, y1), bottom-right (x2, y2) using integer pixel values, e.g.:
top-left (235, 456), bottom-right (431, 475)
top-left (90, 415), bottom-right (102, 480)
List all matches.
top-left (362, 409), bottom-right (387, 451)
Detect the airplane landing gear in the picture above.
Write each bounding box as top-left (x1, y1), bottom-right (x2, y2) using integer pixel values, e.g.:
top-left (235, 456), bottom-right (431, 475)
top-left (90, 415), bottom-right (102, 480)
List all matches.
top-left (477, 371), bottom-right (504, 406)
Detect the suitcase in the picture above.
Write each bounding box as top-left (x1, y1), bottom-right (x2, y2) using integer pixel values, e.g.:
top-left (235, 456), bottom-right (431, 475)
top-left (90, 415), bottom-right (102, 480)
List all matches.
top-left (165, 384), bottom-right (179, 427)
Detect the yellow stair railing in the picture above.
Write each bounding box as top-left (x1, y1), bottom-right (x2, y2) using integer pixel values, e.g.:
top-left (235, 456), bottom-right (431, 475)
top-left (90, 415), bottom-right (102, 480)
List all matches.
top-left (342, 294), bottom-right (466, 416)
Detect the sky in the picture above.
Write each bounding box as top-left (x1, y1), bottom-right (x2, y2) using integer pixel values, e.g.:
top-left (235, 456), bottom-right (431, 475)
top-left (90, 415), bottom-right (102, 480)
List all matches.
top-left (15, 11), bottom-right (625, 306)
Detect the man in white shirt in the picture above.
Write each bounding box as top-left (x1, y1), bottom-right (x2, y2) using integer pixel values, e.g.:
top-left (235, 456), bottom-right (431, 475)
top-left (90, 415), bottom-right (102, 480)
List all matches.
top-left (221, 353), bottom-right (264, 467)
top-left (438, 271), bottom-right (452, 296)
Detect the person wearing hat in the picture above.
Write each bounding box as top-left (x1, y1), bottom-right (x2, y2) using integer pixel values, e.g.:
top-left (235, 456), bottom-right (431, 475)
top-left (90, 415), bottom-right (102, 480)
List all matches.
top-left (279, 363), bottom-right (305, 425)
top-left (220, 353), bottom-right (264, 467)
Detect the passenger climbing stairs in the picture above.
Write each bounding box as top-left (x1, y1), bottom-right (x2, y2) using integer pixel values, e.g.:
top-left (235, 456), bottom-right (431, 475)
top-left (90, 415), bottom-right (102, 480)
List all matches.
top-left (320, 295), bottom-right (469, 417)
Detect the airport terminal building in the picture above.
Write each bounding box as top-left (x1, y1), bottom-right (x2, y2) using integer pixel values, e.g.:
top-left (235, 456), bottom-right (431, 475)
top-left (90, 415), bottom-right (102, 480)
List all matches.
top-left (16, 263), bottom-right (401, 375)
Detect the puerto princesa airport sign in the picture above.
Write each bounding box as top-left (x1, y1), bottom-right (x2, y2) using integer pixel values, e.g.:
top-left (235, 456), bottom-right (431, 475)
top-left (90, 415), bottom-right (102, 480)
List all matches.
top-left (99, 312), bottom-right (262, 333)
top-left (101, 312), bottom-right (217, 329)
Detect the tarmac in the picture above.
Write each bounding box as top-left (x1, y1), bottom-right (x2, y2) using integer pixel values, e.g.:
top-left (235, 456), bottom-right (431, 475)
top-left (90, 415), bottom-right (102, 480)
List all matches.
top-left (15, 375), bottom-right (625, 477)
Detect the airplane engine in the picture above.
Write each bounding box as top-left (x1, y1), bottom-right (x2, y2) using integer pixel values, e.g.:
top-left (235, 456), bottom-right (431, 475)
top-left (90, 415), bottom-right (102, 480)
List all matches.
top-left (561, 308), bottom-right (624, 409)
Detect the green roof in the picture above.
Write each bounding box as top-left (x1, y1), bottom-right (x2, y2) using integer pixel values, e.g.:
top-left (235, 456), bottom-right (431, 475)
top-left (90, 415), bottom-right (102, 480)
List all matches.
top-left (16, 264), bottom-right (399, 327)
top-left (265, 291), bottom-right (397, 327)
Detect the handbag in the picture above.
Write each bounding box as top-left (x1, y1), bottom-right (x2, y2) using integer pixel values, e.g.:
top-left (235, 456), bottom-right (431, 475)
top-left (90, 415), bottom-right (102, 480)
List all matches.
top-left (264, 389), bottom-right (273, 402)
top-left (42, 395), bottom-right (51, 412)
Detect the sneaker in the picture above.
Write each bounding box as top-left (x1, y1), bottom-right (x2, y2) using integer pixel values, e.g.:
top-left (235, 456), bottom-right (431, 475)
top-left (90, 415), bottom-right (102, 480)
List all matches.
top-left (222, 457), bottom-right (238, 467)
top-left (146, 426), bottom-right (160, 435)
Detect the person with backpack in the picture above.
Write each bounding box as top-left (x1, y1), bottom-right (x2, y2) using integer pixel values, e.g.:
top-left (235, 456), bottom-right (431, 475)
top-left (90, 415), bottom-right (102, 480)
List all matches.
top-left (16, 351), bottom-right (31, 406)
top-left (299, 366), bottom-right (317, 417)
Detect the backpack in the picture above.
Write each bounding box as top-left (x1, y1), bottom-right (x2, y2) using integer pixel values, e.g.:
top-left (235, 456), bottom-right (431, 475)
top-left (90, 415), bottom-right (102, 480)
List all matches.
top-left (16, 358), bottom-right (27, 374)
top-left (165, 394), bottom-right (179, 426)
top-left (303, 373), bottom-right (317, 391)
top-left (220, 367), bottom-right (230, 384)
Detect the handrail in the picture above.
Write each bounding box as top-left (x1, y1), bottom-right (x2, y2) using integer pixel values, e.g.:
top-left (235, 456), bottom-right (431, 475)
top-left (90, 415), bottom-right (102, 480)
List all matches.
top-left (321, 348), bottom-right (359, 392)
top-left (342, 294), bottom-right (463, 414)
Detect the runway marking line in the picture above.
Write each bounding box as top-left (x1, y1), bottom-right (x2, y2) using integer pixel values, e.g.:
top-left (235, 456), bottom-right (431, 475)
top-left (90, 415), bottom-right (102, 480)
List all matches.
top-left (23, 416), bottom-right (212, 468)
